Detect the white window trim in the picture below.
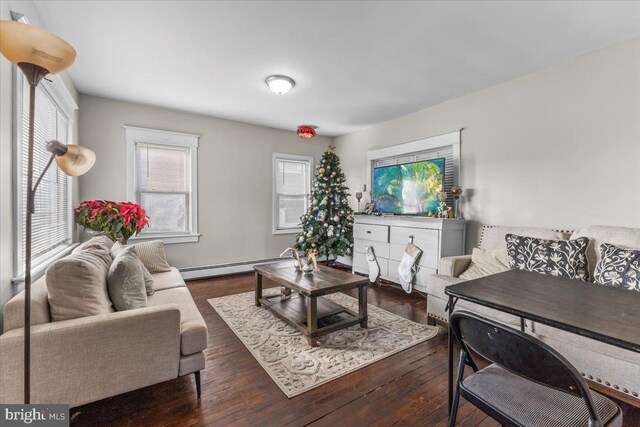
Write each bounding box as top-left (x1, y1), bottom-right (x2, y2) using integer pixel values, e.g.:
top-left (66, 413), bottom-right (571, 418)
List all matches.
top-left (272, 153), bottom-right (313, 235)
top-left (12, 59), bottom-right (78, 279)
top-left (125, 126), bottom-right (200, 244)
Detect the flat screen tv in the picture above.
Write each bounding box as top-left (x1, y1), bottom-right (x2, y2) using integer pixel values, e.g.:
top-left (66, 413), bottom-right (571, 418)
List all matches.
top-left (373, 158), bottom-right (445, 215)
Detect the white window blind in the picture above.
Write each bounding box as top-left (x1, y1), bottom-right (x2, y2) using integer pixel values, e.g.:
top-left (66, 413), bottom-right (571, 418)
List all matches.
top-left (18, 77), bottom-right (71, 273)
top-left (273, 154), bottom-right (312, 233)
top-left (136, 143), bottom-right (190, 234)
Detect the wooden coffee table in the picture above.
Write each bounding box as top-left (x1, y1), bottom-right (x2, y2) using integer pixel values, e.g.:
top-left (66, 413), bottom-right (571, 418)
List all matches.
top-left (254, 261), bottom-right (369, 346)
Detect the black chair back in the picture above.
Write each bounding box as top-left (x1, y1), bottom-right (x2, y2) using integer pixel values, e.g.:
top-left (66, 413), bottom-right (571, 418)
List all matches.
top-left (450, 311), bottom-right (601, 420)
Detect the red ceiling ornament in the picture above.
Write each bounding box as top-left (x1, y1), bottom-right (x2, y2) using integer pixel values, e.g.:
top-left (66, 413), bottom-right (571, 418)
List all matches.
top-left (297, 125), bottom-right (317, 139)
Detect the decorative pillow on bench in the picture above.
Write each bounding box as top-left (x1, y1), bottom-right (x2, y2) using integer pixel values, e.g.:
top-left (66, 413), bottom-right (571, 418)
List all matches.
top-left (594, 243), bottom-right (640, 292)
top-left (505, 234), bottom-right (590, 281)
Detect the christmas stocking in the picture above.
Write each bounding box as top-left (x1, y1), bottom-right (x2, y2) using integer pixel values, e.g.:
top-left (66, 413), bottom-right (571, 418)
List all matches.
top-left (398, 243), bottom-right (423, 293)
top-left (365, 246), bottom-right (380, 283)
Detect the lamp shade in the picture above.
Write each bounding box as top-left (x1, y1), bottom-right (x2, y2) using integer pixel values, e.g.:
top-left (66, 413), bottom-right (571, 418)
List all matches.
top-left (55, 144), bottom-right (96, 176)
top-left (0, 20), bottom-right (76, 73)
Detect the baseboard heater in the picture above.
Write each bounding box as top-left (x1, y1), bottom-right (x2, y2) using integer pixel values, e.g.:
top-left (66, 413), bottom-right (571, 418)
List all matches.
top-left (179, 257), bottom-right (284, 281)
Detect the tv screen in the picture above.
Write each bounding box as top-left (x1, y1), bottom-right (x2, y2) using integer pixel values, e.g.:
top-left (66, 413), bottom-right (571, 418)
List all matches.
top-left (373, 158), bottom-right (445, 215)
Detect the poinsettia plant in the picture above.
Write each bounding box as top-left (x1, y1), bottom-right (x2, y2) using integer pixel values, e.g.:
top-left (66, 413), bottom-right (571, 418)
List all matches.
top-left (74, 200), bottom-right (149, 242)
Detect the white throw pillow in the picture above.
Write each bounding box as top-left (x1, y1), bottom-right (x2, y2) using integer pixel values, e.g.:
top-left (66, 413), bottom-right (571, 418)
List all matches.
top-left (459, 248), bottom-right (510, 280)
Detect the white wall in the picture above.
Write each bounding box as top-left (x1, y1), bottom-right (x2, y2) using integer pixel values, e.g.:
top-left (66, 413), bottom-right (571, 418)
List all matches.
top-left (335, 38), bottom-right (640, 250)
top-left (0, 1), bottom-right (80, 329)
top-left (78, 95), bottom-right (331, 269)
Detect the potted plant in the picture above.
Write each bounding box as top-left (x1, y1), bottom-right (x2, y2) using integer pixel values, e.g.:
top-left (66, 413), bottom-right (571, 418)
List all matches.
top-left (74, 200), bottom-right (149, 243)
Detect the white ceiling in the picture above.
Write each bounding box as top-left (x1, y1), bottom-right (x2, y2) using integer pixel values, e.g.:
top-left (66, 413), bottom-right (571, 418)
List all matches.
top-left (32, 1), bottom-right (640, 137)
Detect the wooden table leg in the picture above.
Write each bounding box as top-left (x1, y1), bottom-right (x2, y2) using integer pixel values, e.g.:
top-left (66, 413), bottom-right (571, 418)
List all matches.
top-left (307, 295), bottom-right (317, 347)
top-left (255, 271), bottom-right (262, 307)
top-left (359, 284), bottom-right (368, 328)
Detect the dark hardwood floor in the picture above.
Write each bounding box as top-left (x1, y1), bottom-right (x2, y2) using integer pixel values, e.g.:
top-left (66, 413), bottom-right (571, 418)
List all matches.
top-left (70, 273), bottom-right (640, 426)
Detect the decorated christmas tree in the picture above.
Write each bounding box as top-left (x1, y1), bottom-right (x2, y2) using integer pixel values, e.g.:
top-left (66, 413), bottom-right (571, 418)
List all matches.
top-left (295, 144), bottom-right (354, 263)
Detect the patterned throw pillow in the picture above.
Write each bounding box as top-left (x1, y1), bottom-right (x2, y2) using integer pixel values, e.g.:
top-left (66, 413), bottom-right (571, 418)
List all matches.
top-left (594, 243), bottom-right (640, 292)
top-left (505, 234), bottom-right (590, 281)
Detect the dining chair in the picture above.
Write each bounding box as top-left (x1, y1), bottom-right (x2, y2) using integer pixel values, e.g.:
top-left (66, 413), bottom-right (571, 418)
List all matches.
top-left (449, 310), bottom-right (622, 427)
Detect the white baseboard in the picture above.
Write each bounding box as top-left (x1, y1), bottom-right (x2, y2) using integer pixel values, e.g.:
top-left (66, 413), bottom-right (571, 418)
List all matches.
top-left (180, 255), bottom-right (354, 281)
top-left (179, 257), bottom-right (283, 281)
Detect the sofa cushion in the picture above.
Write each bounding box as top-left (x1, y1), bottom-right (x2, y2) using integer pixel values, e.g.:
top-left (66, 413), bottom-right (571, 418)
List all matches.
top-left (506, 234), bottom-right (590, 281)
top-left (107, 247), bottom-right (148, 311)
top-left (594, 243), bottom-right (640, 292)
top-left (46, 245), bottom-right (114, 321)
top-left (480, 227), bottom-right (571, 253)
top-left (571, 226), bottom-right (640, 280)
top-left (179, 352), bottom-right (206, 376)
top-left (152, 267), bottom-right (187, 291)
top-left (459, 248), bottom-right (509, 280)
top-left (3, 277), bottom-right (51, 332)
top-left (425, 274), bottom-right (521, 327)
top-left (112, 242), bottom-right (155, 295)
top-left (146, 287), bottom-right (207, 355)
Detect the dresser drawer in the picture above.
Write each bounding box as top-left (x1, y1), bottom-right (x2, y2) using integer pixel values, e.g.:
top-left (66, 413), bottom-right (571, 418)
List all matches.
top-left (354, 223), bottom-right (389, 243)
top-left (353, 239), bottom-right (390, 258)
top-left (389, 243), bottom-right (439, 268)
top-left (390, 226), bottom-right (438, 246)
top-left (353, 252), bottom-right (388, 277)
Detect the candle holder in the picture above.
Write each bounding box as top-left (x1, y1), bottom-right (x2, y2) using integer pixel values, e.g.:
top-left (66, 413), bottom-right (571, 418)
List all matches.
top-left (355, 192), bottom-right (363, 212)
top-left (451, 186), bottom-right (463, 220)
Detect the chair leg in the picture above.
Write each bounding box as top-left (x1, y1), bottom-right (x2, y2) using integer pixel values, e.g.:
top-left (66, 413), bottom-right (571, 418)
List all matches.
top-left (194, 371), bottom-right (201, 399)
top-left (449, 351), bottom-right (467, 427)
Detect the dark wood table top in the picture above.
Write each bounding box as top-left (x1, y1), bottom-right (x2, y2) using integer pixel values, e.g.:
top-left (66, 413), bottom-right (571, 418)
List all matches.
top-left (445, 269), bottom-right (640, 353)
top-left (254, 261), bottom-right (369, 297)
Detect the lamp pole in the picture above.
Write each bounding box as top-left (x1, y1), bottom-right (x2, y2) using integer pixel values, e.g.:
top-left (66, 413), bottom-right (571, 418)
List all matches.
top-left (20, 62), bottom-right (51, 404)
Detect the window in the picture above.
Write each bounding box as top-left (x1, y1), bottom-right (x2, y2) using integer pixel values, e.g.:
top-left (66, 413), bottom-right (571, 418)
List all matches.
top-left (14, 66), bottom-right (76, 278)
top-left (126, 126), bottom-right (199, 244)
top-left (273, 153), bottom-right (312, 234)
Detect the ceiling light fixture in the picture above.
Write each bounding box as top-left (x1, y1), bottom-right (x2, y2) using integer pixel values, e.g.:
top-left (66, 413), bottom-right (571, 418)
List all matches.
top-left (265, 74), bottom-right (295, 95)
top-left (297, 125), bottom-right (317, 139)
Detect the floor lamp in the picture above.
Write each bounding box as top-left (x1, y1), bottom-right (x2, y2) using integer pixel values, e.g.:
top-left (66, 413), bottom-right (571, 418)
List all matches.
top-left (0, 20), bottom-right (95, 404)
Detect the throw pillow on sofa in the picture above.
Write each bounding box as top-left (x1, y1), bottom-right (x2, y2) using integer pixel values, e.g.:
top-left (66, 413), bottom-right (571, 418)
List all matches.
top-left (505, 234), bottom-right (590, 281)
top-left (72, 235), bottom-right (114, 254)
top-left (116, 240), bottom-right (171, 273)
top-left (108, 246), bottom-right (148, 311)
top-left (459, 248), bottom-right (510, 280)
top-left (594, 243), bottom-right (640, 292)
top-left (46, 244), bottom-right (114, 321)
top-left (112, 242), bottom-right (155, 295)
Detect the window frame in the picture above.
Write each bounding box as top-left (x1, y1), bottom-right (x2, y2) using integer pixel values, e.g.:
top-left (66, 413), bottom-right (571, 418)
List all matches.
top-left (272, 153), bottom-right (313, 235)
top-left (125, 126), bottom-right (200, 244)
top-left (12, 58), bottom-right (78, 282)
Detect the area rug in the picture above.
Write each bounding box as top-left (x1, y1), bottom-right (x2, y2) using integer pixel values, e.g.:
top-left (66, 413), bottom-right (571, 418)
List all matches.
top-left (208, 289), bottom-right (439, 397)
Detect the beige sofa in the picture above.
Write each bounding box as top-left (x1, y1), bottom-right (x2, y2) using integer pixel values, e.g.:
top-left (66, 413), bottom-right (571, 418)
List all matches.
top-left (427, 225), bottom-right (640, 403)
top-left (0, 265), bottom-right (207, 407)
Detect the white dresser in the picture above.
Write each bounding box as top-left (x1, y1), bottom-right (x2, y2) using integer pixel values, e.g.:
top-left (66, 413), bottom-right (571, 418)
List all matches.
top-left (352, 216), bottom-right (467, 292)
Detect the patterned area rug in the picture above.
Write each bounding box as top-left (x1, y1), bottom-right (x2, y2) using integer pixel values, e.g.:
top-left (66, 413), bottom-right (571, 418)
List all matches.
top-left (208, 289), bottom-right (439, 397)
